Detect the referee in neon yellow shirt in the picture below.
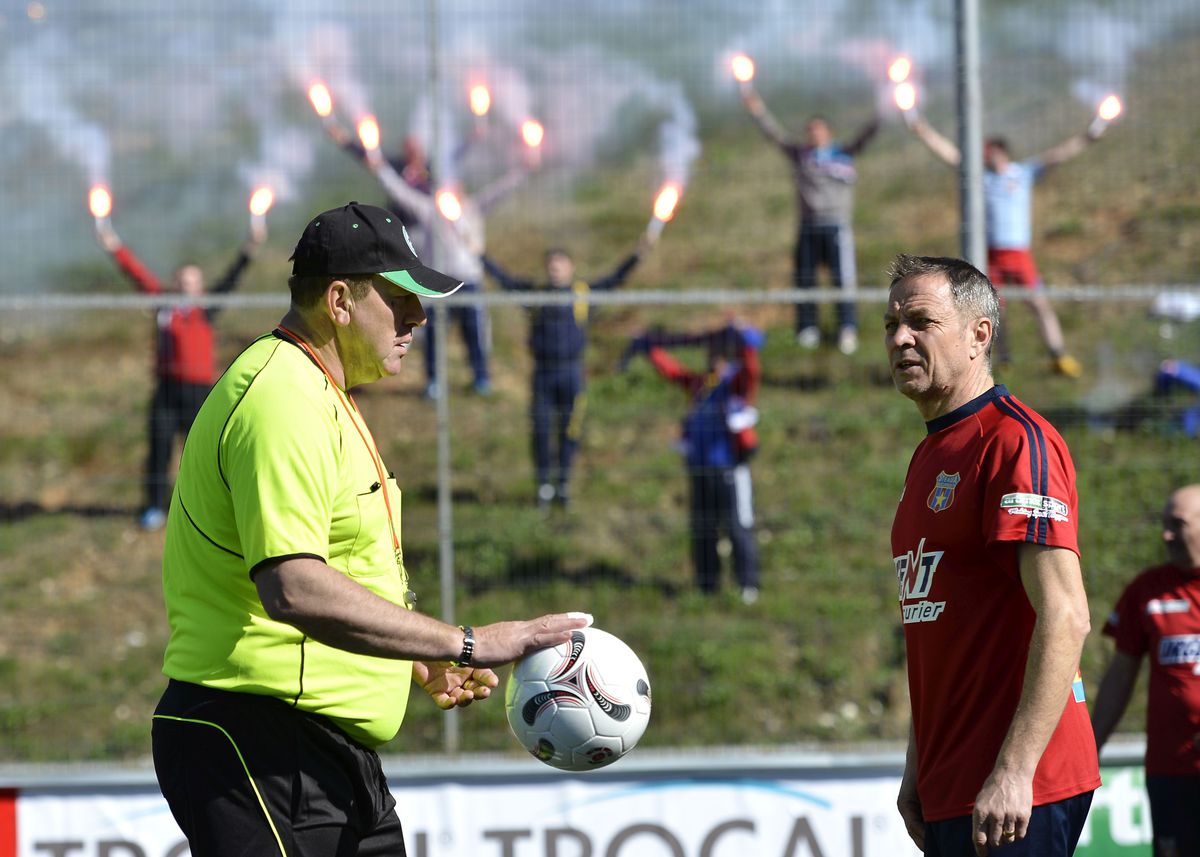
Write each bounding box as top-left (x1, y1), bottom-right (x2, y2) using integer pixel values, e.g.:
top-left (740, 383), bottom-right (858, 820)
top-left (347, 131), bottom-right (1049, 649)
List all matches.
top-left (151, 201), bottom-right (591, 856)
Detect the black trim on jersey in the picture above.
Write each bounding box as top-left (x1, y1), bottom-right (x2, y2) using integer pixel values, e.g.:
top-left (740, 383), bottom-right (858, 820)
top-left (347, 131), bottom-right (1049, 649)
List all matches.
top-left (994, 395), bottom-right (1051, 544)
top-left (248, 552), bottom-right (327, 580)
top-left (293, 637), bottom-right (307, 707)
top-left (924, 385), bottom-right (1009, 435)
top-left (178, 496), bottom-right (244, 559)
top-left (272, 327), bottom-right (324, 372)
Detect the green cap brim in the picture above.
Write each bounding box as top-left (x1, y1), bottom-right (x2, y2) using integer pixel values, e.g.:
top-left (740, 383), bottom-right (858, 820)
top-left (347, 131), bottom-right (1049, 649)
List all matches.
top-left (380, 267), bottom-right (464, 298)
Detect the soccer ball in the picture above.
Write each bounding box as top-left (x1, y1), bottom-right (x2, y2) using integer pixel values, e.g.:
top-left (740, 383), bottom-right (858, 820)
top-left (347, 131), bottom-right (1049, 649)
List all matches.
top-left (505, 627), bottom-right (652, 771)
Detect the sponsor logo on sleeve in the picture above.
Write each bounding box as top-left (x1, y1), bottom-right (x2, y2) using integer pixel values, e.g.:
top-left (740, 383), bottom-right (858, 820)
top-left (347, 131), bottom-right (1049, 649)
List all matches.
top-left (1147, 598), bottom-right (1191, 615)
top-left (1157, 634), bottom-right (1200, 665)
top-left (1000, 492), bottom-right (1070, 523)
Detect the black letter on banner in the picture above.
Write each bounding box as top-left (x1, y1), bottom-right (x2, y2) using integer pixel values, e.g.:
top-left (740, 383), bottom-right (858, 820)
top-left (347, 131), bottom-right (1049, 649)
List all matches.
top-left (165, 842), bottom-right (190, 857)
top-left (483, 829), bottom-right (533, 857)
top-left (606, 824), bottom-right (685, 857)
top-left (781, 818), bottom-right (827, 857)
top-left (546, 827), bottom-right (593, 857)
top-left (700, 820), bottom-right (755, 857)
top-left (33, 844), bottom-right (85, 857)
top-left (411, 832), bottom-right (429, 857)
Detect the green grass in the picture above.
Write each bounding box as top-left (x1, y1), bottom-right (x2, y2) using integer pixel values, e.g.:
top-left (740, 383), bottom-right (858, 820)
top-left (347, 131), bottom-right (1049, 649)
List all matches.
top-left (2, 37), bottom-right (1199, 763)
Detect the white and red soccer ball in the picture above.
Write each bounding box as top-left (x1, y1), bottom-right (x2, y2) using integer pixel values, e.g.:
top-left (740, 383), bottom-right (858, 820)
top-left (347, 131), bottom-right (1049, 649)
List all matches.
top-left (505, 627), bottom-right (652, 771)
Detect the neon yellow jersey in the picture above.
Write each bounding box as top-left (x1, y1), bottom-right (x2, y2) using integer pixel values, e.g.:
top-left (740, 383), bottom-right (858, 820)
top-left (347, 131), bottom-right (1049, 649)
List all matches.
top-left (161, 333), bottom-right (413, 747)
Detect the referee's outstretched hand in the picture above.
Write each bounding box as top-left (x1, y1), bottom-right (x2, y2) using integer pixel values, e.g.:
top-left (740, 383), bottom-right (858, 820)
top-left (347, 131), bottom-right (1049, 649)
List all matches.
top-left (471, 612), bottom-right (594, 668)
top-left (414, 662), bottom-right (499, 710)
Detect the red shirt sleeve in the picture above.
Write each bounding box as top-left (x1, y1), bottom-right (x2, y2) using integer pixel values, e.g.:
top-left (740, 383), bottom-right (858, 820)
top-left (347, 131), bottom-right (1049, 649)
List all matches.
top-left (980, 418), bottom-right (1079, 554)
top-left (112, 245), bottom-right (163, 294)
top-left (1103, 578), bottom-right (1149, 657)
top-left (647, 347), bottom-right (701, 394)
top-left (731, 342), bottom-right (761, 403)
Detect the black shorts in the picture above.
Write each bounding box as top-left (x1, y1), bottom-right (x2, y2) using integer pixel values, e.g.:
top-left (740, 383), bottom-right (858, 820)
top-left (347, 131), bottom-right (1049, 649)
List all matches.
top-left (923, 791), bottom-right (1093, 857)
top-left (152, 680), bottom-right (405, 857)
top-left (1146, 774), bottom-right (1200, 857)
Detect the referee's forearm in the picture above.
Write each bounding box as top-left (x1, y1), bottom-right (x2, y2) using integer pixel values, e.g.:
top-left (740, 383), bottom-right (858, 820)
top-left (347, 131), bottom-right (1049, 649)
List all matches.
top-left (255, 557), bottom-right (461, 661)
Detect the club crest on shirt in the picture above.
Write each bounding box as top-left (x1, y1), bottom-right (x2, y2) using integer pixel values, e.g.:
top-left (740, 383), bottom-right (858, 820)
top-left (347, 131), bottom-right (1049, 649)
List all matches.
top-left (927, 472), bottom-right (960, 513)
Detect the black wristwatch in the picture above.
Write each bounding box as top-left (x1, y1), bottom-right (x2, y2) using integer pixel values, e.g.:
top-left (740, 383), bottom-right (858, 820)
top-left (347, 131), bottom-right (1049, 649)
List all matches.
top-left (452, 625), bottom-right (475, 667)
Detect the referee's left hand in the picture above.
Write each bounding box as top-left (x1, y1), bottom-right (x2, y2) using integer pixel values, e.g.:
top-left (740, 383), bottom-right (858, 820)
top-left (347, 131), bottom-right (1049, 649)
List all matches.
top-left (414, 661), bottom-right (499, 710)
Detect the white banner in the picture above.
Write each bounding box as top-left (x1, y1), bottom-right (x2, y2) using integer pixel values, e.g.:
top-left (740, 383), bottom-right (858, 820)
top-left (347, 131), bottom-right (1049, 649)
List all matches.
top-left (15, 774), bottom-right (919, 857)
top-left (10, 763), bottom-right (1153, 856)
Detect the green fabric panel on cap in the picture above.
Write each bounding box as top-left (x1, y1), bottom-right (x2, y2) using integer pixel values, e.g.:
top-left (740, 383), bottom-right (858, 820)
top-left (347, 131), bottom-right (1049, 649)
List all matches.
top-left (380, 268), bottom-right (450, 297)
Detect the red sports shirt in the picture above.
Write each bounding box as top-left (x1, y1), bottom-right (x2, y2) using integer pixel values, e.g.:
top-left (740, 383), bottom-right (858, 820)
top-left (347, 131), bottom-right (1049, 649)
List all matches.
top-left (891, 385), bottom-right (1100, 821)
top-left (1104, 564), bottom-right (1200, 775)
top-left (113, 245), bottom-right (218, 384)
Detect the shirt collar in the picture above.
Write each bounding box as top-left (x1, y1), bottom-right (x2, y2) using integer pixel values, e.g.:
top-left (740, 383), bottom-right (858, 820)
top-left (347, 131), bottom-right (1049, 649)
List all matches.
top-left (925, 385), bottom-right (1008, 435)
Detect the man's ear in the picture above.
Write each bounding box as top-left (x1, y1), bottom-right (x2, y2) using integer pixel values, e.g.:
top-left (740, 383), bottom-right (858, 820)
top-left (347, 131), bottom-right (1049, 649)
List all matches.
top-left (971, 315), bottom-right (993, 360)
top-left (325, 279), bottom-right (354, 326)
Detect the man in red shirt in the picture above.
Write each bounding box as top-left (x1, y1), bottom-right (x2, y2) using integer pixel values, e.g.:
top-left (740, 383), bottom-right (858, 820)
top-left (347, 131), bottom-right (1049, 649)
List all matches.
top-left (886, 254), bottom-right (1099, 855)
top-left (1093, 484), bottom-right (1200, 857)
top-left (96, 216), bottom-right (265, 530)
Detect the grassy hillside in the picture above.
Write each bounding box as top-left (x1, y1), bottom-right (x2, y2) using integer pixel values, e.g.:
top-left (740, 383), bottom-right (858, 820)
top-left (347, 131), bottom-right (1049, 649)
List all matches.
top-left (1, 38), bottom-right (1199, 762)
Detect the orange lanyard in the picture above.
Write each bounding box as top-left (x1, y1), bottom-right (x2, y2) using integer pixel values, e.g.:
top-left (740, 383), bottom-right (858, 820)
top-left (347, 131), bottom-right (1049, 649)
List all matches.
top-left (275, 327), bottom-right (402, 563)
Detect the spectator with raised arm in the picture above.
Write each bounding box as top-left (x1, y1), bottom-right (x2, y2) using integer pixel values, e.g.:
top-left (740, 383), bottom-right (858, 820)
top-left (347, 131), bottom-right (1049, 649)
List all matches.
top-left (322, 118), bottom-right (495, 397)
top-left (905, 109), bottom-right (1111, 377)
top-left (483, 234), bottom-right (656, 509)
top-left (95, 212), bottom-right (265, 530)
top-left (738, 74), bottom-right (879, 355)
top-left (626, 321), bottom-right (763, 603)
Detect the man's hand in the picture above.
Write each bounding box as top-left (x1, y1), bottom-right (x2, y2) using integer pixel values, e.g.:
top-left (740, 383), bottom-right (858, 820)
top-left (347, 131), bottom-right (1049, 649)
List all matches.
top-left (971, 767), bottom-right (1033, 855)
top-left (95, 218), bottom-right (121, 252)
top-left (470, 612), bottom-right (593, 668)
top-left (896, 773), bottom-right (925, 851)
top-left (413, 661), bottom-right (499, 710)
top-left (739, 86), bottom-right (764, 116)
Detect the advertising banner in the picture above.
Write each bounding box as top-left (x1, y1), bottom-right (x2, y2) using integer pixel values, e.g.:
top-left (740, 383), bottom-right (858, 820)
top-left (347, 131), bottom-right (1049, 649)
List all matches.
top-left (5, 762), bottom-right (1153, 857)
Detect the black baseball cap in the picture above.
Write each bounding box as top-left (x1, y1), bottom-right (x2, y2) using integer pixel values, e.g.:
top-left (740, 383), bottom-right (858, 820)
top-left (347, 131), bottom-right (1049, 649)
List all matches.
top-left (290, 202), bottom-right (463, 298)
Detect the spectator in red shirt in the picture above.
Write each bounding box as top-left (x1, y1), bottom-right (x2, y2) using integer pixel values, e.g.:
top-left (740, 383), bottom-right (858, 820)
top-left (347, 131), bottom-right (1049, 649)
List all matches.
top-left (95, 216), bottom-right (265, 530)
top-left (1093, 484), bottom-right (1200, 857)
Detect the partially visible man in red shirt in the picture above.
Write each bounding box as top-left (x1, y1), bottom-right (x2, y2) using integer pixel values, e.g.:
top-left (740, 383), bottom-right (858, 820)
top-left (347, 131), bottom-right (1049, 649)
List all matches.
top-left (1093, 484), bottom-right (1200, 857)
top-left (96, 216), bottom-right (265, 530)
top-left (886, 253), bottom-right (1099, 856)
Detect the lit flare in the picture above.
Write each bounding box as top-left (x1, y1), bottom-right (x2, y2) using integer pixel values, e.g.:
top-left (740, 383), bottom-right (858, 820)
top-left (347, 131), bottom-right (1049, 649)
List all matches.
top-left (645, 182), bottom-right (682, 240)
top-left (888, 56), bottom-right (912, 84)
top-left (652, 183), bottom-right (681, 223)
top-left (308, 81), bottom-right (333, 118)
top-left (894, 82), bottom-right (917, 113)
top-left (521, 119), bottom-right (544, 149)
top-left (731, 54), bottom-right (755, 84)
top-left (248, 186), bottom-right (275, 217)
top-left (436, 189), bottom-right (462, 222)
top-left (88, 184), bottom-right (113, 220)
top-left (469, 84), bottom-right (491, 117)
top-left (357, 115), bottom-right (381, 151)
top-left (1097, 94), bottom-right (1122, 122)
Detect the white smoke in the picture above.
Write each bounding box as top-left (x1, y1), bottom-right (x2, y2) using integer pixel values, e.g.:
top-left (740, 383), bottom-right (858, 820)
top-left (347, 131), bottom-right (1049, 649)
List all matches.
top-left (5, 31), bottom-right (111, 184)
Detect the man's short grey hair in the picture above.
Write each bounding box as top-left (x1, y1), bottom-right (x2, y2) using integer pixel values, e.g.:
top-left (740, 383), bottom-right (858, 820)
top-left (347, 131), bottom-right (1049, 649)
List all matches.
top-left (887, 254), bottom-right (1001, 337)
